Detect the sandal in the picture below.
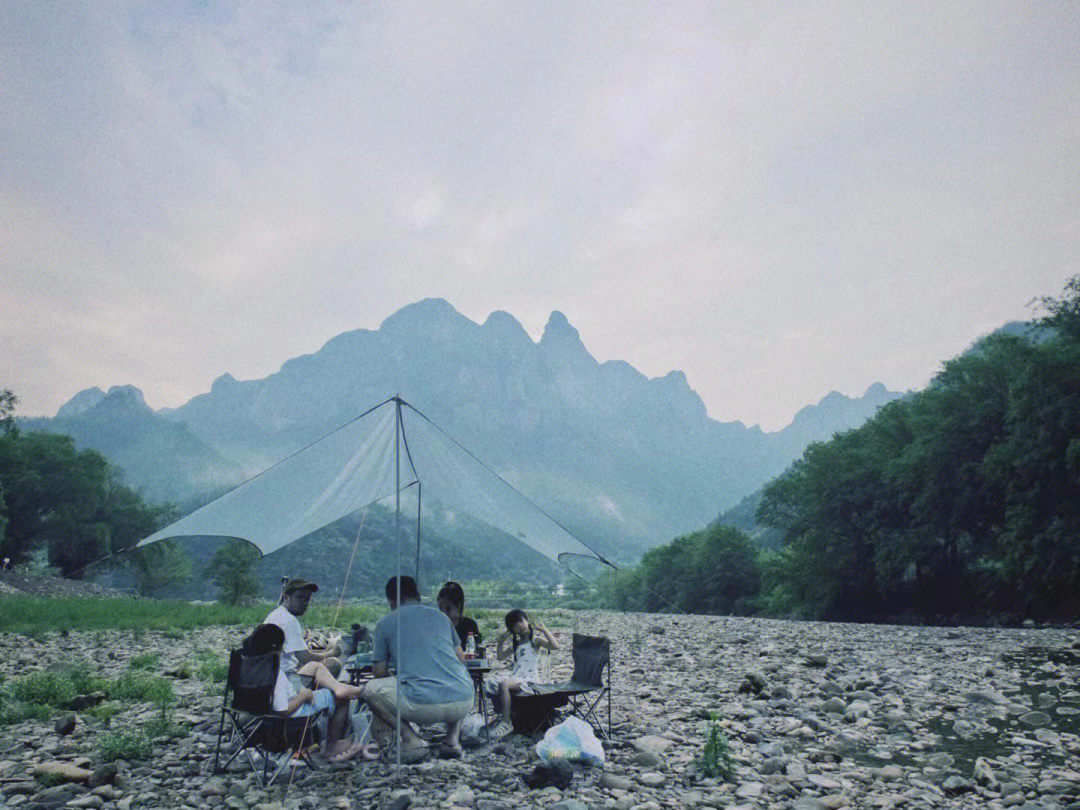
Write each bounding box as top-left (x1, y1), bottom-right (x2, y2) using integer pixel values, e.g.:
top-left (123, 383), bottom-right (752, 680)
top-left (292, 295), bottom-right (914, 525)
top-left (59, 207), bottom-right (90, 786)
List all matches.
top-left (359, 742), bottom-right (381, 761)
top-left (382, 741), bottom-right (429, 764)
top-left (438, 742), bottom-right (463, 759)
top-left (328, 740), bottom-right (365, 763)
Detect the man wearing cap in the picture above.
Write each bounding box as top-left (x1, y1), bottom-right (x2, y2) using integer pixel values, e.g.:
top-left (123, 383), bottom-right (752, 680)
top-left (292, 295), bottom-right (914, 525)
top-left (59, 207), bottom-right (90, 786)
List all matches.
top-left (266, 578), bottom-right (358, 702)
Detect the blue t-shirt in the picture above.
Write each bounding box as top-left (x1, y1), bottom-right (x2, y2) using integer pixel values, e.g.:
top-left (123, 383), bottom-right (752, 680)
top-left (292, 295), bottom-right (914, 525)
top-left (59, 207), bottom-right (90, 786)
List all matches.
top-left (373, 602), bottom-right (473, 705)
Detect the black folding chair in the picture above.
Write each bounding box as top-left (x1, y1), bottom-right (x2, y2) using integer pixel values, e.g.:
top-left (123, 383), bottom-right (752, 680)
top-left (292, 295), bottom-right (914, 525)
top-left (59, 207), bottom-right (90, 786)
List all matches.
top-left (513, 633), bottom-right (612, 739)
top-left (212, 650), bottom-right (327, 787)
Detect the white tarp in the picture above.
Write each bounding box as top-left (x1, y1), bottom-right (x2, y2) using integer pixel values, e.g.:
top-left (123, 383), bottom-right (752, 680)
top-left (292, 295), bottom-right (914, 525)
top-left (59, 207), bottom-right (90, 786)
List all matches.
top-left (138, 397), bottom-right (611, 573)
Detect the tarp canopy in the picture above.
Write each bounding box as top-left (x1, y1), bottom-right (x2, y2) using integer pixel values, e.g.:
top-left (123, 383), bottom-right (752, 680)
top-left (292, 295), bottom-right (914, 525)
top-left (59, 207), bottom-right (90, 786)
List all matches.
top-left (138, 396), bottom-right (614, 575)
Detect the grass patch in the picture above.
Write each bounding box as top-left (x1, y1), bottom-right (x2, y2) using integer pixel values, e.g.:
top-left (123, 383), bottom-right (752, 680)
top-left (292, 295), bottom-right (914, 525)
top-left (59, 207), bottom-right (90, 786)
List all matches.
top-left (0, 596), bottom-right (384, 635)
top-left (0, 701), bottom-right (54, 725)
top-left (128, 653), bottom-right (160, 671)
top-left (34, 772), bottom-right (69, 788)
top-left (97, 731), bottom-right (152, 763)
top-left (84, 701), bottom-right (124, 727)
top-left (194, 651), bottom-right (228, 684)
top-left (110, 671), bottom-right (174, 706)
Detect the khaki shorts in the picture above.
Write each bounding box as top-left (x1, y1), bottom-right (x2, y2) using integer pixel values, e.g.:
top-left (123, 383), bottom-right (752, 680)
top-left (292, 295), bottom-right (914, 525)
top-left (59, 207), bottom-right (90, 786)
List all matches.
top-left (366, 677), bottom-right (472, 726)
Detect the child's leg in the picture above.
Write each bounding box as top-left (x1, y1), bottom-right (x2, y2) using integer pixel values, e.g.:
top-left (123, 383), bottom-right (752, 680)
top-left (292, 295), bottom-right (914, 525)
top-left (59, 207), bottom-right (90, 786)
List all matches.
top-left (498, 678), bottom-right (524, 724)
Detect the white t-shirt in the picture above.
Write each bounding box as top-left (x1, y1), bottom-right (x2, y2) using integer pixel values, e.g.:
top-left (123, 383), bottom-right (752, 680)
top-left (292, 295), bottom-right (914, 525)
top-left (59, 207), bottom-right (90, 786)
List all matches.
top-left (272, 669), bottom-right (295, 713)
top-left (265, 605), bottom-right (306, 675)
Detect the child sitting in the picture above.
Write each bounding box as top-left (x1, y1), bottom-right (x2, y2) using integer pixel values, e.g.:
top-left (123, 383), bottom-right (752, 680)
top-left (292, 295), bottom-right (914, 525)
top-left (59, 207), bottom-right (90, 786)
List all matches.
top-left (245, 623), bottom-right (376, 762)
top-left (485, 609), bottom-right (559, 738)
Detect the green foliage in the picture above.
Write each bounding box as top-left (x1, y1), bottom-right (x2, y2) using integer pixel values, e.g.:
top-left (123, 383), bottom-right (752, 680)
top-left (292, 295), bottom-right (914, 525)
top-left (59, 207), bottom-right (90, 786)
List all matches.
top-left (203, 539), bottom-right (261, 604)
top-left (110, 671), bottom-right (174, 706)
top-left (195, 651), bottom-right (228, 684)
top-left (0, 700), bottom-right (54, 725)
top-left (9, 670), bottom-right (80, 707)
top-left (755, 275), bottom-right (1080, 621)
top-left (173, 661), bottom-right (194, 679)
top-left (34, 772), bottom-right (68, 788)
top-left (0, 389), bottom-right (17, 437)
top-left (0, 404), bottom-right (169, 575)
top-left (96, 731), bottom-right (152, 762)
top-left (695, 713), bottom-right (733, 780)
top-left (612, 524), bottom-right (760, 614)
top-left (127, 653), bottom-right (160, 671)
top-left (84, 701), bottom-right (124, 727)
top-left (126, 538), bottom-right (191, 597)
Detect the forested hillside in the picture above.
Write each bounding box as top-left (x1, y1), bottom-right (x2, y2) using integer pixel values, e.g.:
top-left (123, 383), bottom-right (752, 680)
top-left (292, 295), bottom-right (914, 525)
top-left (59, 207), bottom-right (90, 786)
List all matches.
top-left (614, 277), bottom-right (1080, 622)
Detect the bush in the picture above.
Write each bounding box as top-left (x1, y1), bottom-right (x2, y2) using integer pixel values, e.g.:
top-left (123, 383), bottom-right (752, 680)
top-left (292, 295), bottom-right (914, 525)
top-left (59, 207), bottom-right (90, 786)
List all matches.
top-left (9, 671), bottom-right (78, 707)
top-left (0, 701), bottom-right (54, 725)
top-left (97, 731), bottom-right (152, 762)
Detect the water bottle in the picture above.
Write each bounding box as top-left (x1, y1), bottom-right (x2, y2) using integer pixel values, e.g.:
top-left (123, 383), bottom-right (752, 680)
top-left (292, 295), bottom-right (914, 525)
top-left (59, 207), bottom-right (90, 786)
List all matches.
top-left (465, 633), bottom-right (476, 660)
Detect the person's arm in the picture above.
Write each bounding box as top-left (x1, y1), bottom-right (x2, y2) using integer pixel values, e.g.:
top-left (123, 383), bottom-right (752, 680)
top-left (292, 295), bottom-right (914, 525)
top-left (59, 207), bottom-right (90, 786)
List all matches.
top-left (284, 687), bottom-right (314, 715)
top-left (534, 620), bottom-right (559, 651)
top-left (371, 620), bottom-right (389, 678)
top-left (496, 631), bottom-right (513, 662)
top-left (455, 645), bottom-right (466, 663)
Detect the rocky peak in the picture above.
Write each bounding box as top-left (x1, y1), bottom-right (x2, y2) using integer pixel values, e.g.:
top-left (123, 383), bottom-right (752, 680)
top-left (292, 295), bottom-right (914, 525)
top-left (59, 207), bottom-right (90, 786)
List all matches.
top-left (55, 387), bottom-right (106, 419)
top-left (378, 298), bottom-right (473, 339)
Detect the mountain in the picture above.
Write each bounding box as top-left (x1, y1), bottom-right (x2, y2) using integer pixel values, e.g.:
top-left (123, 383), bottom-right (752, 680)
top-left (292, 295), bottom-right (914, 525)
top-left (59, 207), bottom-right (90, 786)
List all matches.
top-left (39, 300), bottom-right (902, 566)
top-left (21, 385), bottom-right (242, 504)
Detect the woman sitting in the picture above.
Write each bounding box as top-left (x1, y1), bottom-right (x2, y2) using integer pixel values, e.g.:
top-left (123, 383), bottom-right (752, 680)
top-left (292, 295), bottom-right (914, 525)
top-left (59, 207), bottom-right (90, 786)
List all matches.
top-left (437, 580), bottom-right (481, 650)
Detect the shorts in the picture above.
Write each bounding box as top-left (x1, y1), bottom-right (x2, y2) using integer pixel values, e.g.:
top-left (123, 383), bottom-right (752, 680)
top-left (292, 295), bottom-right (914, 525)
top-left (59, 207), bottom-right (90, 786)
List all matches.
top-left (365, 677), bottom-right (471, 726)
top-left (292, 687), bottom-right (335, 718)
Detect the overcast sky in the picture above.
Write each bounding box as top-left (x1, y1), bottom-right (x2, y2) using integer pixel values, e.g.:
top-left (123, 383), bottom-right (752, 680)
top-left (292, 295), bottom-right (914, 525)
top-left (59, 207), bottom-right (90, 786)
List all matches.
top-left (2, 2), bottom-right (1078, 431)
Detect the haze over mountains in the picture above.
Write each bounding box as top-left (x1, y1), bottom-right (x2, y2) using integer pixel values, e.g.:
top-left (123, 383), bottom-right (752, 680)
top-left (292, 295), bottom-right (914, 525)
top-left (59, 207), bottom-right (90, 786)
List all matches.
top-left (26, 299), bottom-right (902, 564)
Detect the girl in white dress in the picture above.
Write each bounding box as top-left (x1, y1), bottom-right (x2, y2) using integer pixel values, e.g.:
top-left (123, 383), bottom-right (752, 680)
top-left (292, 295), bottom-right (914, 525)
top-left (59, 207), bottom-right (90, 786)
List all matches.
top-left (486, 609), bottom-right (559, 738)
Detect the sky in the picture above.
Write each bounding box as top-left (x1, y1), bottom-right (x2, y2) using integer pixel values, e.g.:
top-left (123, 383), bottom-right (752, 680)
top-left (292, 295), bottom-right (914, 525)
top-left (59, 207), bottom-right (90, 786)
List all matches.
top-left (2, 2), bottom-right (1078, 431)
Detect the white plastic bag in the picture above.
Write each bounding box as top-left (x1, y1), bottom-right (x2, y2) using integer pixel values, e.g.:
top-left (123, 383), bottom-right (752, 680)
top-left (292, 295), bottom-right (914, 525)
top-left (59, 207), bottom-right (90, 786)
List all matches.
top-left (535, 716), bottom-right (605, 766)
top-left (349, 702), bottom-right (373, 746)
top-left (459, 712), bottom-right (486, 741)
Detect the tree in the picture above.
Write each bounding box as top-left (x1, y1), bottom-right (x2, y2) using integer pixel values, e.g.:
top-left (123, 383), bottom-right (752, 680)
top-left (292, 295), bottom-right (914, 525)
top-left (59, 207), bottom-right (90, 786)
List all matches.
top-left (204, 540), bottom-right (261, 604)
top-left (127, 539), bottom-right (192, 596)
top-left (0, 389), bottom-right (16, 437)
top-left (0, 394), bottom-right (169, 575)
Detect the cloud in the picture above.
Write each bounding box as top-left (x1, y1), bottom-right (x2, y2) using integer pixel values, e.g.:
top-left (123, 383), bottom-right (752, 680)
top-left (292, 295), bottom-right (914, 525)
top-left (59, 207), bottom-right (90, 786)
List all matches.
top-left (2, 1), bottom-right (1078, 430)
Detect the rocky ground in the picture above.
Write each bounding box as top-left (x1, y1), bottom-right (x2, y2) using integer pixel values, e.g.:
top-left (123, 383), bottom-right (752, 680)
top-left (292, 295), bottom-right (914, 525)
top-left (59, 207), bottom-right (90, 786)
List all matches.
top-left (0, 571), bottom-right (129, 599)
top-left (1, 611), bottom-right (1079, 810)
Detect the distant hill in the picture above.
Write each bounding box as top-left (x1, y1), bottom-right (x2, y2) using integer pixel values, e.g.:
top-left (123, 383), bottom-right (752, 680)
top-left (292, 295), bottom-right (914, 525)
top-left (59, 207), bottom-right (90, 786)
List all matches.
top-left (31, 300), bottom-right (903, 571)
top-left (21, 385), bottom-right (242, 503)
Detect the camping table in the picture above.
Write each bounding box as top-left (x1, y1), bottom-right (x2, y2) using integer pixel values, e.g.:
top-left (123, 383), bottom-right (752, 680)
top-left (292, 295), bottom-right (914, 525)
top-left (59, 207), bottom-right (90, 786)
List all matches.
top-left (346, 663), bottom-right (372, 686)
top-left (465, 659), bottom-right (492, 738)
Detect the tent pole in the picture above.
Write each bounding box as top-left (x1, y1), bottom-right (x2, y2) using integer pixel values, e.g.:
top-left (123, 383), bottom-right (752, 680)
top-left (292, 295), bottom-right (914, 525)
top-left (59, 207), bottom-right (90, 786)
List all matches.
top-left (415, 482), bottom-right (422, 581)
top-left (394, 395), bottom-right (402, 768)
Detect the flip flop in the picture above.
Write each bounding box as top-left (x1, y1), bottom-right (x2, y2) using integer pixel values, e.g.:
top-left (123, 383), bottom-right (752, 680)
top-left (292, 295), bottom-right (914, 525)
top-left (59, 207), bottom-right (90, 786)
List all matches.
top-left (328, 740), bottom-right (365, 763)
top-left (359, 742), bottom-right (381, 761)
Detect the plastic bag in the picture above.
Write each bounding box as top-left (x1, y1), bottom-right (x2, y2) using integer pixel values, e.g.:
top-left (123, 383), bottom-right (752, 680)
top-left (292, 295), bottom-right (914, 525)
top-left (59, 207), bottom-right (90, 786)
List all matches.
top-left (535, 716), bottom-right (604, 766)
top-left (460, 712), bottom-right (486, 741)
top-left (349, 702), bottom-right (373, 746)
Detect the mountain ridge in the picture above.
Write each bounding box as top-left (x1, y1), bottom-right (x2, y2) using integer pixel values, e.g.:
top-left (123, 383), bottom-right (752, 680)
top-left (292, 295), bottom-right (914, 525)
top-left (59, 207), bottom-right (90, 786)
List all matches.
top-left (37, 299), bottom-right (904, 564)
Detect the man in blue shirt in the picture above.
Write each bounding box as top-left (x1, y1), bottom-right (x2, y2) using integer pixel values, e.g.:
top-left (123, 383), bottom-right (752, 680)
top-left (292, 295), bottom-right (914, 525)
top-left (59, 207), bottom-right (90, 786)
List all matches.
top-left (364, 575), bottom-right (473, 761)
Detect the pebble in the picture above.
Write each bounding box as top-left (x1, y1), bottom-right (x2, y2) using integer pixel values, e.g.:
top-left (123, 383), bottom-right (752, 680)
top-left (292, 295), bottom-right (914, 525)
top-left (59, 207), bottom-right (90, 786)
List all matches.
top-left (0, 615), bottom-right (1076, 810)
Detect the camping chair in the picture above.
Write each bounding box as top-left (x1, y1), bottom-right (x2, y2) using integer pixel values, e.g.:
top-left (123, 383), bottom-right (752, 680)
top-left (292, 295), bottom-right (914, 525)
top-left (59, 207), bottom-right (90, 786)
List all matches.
top-left (213, 650), bottom-right (327, 787)
top-left (512, 633), bottom-right (612, 739)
